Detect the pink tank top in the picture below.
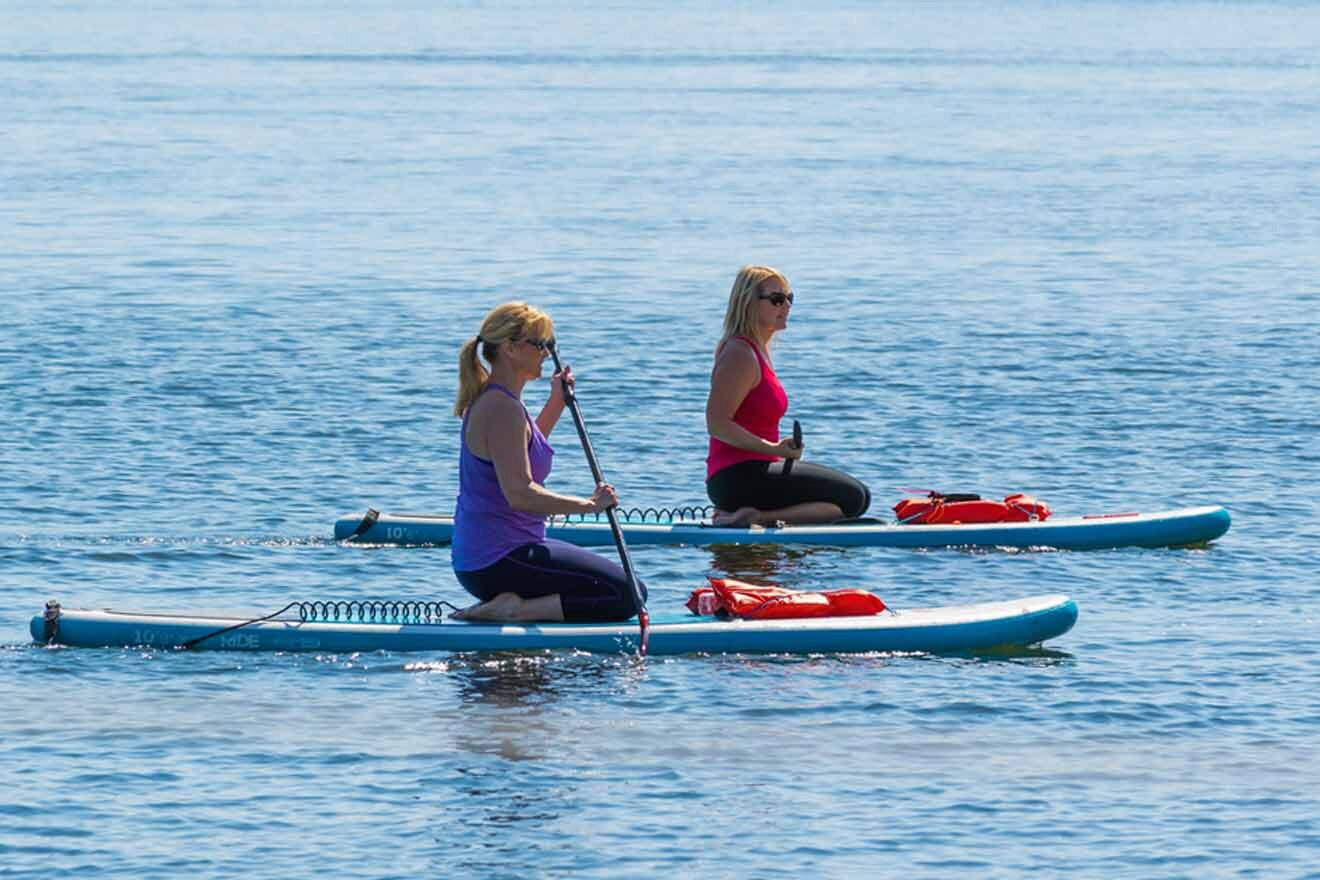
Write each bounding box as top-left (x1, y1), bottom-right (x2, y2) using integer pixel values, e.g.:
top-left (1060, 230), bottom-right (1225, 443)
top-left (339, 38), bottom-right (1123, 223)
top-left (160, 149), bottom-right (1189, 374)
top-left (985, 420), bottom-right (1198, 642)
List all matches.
top-left (706, 336), bottom-right (788, 479)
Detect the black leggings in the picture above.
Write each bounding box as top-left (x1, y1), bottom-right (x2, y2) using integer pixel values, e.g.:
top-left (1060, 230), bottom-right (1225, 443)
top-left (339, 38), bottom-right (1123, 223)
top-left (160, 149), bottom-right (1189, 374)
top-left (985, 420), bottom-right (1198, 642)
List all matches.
top-left (707, 459), bottom-right (871, 519)
top-left (455, 539), bottom-right (646, 622)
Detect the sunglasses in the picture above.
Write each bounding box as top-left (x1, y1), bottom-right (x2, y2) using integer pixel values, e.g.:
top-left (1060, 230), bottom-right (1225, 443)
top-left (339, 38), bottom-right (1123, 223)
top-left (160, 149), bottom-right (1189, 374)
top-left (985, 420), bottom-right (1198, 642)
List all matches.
top-left (758, 291), bottom-right (794, 307)
top-left (516, 337), bottom-right (553, 352)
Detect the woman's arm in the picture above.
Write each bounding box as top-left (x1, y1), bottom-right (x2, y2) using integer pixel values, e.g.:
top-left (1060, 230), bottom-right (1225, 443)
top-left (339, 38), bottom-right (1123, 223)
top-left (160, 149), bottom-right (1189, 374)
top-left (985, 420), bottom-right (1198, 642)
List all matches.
top-left (535, 366), bottom-right (572, 438)
top-left (705, 340), bottom-right (801, 458)
top-left (482, 394), bottom-right (612, 515)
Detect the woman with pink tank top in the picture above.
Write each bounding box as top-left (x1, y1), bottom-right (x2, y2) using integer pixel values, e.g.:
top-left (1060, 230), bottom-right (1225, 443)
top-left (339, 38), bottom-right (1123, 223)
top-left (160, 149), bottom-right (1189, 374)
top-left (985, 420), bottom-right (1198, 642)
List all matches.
top-left (706, 266), bottom-right (870, 527)
top-left (449, 302), bottom-right (645, 623)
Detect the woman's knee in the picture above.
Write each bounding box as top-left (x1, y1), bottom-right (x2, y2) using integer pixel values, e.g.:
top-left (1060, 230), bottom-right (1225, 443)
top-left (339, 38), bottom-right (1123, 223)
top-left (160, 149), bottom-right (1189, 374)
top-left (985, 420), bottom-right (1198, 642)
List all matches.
top-left (561, 576), bottom-right (645, 622)
top-left (603, 575), bottom-right (647, 620)
top-left (842, 480), bottom-right (871, 518)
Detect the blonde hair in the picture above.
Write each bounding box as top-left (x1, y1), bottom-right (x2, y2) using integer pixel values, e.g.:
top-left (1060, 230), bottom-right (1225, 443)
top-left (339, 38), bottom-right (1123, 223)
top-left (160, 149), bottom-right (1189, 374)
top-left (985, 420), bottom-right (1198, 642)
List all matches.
top-left (454, 302), bottom-right (555, 417)
top-left (717, 265), bottom-right (791, 358)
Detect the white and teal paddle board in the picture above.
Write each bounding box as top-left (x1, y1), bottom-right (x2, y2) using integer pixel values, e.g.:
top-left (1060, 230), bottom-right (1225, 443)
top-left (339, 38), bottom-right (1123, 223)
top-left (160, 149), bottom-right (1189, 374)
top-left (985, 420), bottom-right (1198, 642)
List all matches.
top-left (334, 505), bottom-right (1229, 551)
top-left (32, 594), bottom-right (1078, 656)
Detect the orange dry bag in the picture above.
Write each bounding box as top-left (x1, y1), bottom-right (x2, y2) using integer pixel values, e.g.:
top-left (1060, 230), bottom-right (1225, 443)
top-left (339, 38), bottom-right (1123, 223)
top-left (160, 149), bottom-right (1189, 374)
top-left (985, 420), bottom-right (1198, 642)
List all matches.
top-left (893, 491), bottom-right (1051, 525)
top-left (685, 577), bottom-right (886, 620)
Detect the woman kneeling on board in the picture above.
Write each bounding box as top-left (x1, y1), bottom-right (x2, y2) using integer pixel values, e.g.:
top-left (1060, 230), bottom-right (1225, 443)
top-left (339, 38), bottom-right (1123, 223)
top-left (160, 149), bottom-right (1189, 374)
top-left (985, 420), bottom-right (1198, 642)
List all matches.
top-left (450, 302), bottom-right (646, 622)
top-left (706, 266), bottom-right (870, 527)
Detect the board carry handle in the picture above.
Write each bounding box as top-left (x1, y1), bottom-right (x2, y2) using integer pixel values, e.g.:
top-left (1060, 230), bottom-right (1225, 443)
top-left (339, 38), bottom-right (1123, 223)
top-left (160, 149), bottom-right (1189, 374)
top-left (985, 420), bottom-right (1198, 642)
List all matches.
top-left (343, 507), bottom-right (380, 542)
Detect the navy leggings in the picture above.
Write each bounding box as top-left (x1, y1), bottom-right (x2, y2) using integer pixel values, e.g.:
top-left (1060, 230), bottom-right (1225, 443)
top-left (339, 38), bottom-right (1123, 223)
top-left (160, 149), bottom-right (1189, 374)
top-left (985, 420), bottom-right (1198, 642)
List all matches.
top-left (455, 538), bottom-right (646, 622)
top-left (707, 459), bottom-right (871, 519)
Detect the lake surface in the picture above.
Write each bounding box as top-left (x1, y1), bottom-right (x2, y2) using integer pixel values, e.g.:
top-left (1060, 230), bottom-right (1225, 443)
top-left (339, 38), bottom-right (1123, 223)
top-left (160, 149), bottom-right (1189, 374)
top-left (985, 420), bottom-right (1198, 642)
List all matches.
top-left (3, 1), bottom-right (1319, 877)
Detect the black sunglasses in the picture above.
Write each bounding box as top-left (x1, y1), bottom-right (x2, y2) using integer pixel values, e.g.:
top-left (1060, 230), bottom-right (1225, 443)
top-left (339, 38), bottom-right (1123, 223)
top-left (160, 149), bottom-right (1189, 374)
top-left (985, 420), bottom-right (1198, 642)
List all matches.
top-left (515, 337), bottom-right (553, 352)
top-left (758, 291), bottom-right (794, 307)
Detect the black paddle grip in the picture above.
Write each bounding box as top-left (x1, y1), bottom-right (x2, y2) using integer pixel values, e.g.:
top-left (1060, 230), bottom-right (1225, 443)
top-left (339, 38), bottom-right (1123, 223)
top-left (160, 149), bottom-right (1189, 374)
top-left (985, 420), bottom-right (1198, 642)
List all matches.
top-left (782, 419), bottom-right (802, 478)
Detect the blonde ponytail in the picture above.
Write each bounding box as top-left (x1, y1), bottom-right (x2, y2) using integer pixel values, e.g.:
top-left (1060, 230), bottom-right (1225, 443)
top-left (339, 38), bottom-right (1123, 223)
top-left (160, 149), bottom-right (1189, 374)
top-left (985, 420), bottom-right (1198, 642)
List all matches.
top-left (454, 336), bottom-right (490, 417)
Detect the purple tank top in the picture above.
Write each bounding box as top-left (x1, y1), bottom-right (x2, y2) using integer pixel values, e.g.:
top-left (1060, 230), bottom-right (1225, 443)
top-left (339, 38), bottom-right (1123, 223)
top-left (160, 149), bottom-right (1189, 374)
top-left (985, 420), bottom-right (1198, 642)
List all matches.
top-left (452, 383), bottom-right (555, 571)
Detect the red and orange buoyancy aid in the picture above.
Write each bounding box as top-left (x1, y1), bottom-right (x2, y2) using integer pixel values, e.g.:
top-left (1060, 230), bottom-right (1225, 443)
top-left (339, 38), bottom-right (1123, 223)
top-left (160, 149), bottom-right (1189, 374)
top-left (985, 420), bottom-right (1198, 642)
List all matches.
top-left (686, 577), bottom-right (886, 620)
top-left (893, 492), bottom-right (1051, 525)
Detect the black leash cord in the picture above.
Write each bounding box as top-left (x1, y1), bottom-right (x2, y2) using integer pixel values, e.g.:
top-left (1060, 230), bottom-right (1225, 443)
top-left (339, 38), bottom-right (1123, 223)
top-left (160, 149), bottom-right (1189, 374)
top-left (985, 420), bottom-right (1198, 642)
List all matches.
top-left (178, 599), bottom-right (466, 650)
top-left (180, 601), bottom-right (302, 650)
top-left (555, 503), bottom-right (715, 523)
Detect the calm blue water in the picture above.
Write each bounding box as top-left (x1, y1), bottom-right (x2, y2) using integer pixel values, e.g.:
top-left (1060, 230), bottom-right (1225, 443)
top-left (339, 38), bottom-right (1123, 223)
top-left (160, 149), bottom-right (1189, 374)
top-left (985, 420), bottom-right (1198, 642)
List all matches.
top-left (3, 1), bottom-right (1320, 877)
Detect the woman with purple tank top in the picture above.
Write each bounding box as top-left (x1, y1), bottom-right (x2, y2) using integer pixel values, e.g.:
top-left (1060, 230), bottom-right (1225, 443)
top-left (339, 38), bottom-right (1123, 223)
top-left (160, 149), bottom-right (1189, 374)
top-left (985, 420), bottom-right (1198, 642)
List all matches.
top-left (449, 302), bottom-right (646, 623)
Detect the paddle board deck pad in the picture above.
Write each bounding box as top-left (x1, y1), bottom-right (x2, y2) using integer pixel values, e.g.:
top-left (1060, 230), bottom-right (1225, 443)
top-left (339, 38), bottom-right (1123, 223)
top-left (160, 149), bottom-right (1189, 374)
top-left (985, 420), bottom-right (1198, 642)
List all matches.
top-left (32, 594), bottom-right (1078, 656)
top-left (334, 505), bottom-right (1229, 550)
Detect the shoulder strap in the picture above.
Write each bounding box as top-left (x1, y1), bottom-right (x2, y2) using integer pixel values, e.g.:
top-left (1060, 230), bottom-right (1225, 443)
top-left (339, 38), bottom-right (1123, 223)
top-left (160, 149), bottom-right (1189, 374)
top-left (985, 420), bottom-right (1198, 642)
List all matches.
top-left (733, 335), bottom-right (771, 371)
top-left (473, 382), bottom-right (536, 433)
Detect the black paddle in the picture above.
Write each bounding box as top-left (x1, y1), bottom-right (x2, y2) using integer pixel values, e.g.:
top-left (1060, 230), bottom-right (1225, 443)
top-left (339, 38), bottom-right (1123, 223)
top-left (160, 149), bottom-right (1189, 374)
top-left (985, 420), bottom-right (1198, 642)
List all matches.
top-left (547, 341), bottom-right (650, 656)
top-left (782, 419), bottom-right (803, 478)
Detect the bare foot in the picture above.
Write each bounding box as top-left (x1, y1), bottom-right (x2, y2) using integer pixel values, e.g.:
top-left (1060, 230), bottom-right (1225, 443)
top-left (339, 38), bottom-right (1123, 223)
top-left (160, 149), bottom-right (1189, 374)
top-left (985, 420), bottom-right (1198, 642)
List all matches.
top-left (712, 506), bottom-right (759, 528)
top-left (450, 600), bottom-right (484, 620)
top-left (450, 592), bottom-right (524, 622)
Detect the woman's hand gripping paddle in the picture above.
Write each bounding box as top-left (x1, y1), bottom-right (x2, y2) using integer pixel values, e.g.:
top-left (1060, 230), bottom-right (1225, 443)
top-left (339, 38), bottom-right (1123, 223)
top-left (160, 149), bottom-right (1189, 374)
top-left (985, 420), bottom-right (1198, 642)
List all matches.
top-left (547, 341), bottom-right (650, 656)
top-left (782, 419), bottom-right (803, 478)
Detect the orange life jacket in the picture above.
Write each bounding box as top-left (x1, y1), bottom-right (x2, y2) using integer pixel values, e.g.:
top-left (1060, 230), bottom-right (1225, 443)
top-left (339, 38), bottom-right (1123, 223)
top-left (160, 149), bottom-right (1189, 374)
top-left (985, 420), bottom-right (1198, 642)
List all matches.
top-left (685, 577), bottom-right (886, 620)
top-left (894, 492), bottom-right (1051, 525)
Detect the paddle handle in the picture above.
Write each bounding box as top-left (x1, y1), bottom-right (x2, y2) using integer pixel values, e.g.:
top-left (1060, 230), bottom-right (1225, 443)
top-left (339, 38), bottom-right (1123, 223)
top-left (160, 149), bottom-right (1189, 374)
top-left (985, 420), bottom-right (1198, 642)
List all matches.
top-left (782, 419), bottom-right (802, 478)
top-left (548, 343), bottom-right (650, 654)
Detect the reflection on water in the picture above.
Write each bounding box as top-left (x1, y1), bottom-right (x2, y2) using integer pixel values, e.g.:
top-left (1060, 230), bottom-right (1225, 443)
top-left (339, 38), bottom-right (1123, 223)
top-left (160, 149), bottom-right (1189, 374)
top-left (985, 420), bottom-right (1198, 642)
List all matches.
top-left (456, 654), bottom-right (560, 709)
top-left (443, 653), bottom-right (644, 762)
top-left (425, 653), bottom-right (655, 862)
top-left (704, 542), bottom-right (829, 585)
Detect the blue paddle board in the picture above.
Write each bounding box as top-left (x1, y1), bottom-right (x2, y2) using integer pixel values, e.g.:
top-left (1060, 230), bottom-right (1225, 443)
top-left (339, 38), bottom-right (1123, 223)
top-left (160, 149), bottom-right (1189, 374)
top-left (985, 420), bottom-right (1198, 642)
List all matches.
top-left (334, 505), bottom-right (1229, 550)
top-left (32, 594), bottom-right (1078, 656)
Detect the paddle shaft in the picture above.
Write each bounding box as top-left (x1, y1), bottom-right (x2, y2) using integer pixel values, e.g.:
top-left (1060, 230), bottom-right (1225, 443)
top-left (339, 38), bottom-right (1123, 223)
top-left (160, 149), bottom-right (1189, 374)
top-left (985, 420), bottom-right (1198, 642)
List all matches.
top-left (547, 344), bottom-right (650, 654)
top-left (781, 419), bottom-right (803, 478)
